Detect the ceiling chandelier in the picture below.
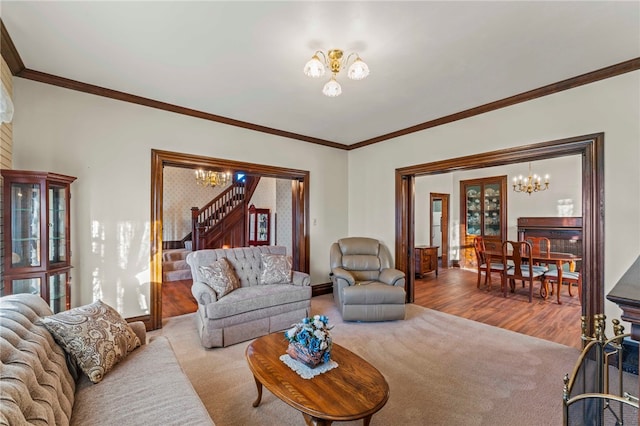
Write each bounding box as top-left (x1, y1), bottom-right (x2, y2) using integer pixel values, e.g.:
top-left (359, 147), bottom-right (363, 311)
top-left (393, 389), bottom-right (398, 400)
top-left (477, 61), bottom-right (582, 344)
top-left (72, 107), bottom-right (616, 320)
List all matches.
top-left (303, 49), bottom-right (370, 97)
top-left (512, 163), bottom-right (550, 195)
top-left (195, 170), bottom-right (232, 188)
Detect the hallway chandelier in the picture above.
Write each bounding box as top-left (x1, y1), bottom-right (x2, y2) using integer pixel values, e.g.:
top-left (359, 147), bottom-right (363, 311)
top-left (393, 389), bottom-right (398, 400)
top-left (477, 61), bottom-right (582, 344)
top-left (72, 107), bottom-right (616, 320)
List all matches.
top-left (512, 163), bottom-right (550, 195)
top-left (195, 170), bottom-right (231, 188)
top-left (303, 49), bottom-right (370, 97)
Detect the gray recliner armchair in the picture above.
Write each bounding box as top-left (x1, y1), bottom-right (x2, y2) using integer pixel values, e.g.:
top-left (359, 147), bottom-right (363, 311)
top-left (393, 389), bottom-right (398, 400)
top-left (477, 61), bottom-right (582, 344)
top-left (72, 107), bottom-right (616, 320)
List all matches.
top-left (330, 237), bottom-right (406, 321)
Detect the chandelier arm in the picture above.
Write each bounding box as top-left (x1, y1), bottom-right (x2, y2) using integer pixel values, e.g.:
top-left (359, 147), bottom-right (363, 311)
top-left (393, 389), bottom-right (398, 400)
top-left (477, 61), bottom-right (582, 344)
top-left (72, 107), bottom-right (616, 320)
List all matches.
top-left (344, 52), bottom-right (359, 67)
top-left (315, 50), bottom-right (328, 66)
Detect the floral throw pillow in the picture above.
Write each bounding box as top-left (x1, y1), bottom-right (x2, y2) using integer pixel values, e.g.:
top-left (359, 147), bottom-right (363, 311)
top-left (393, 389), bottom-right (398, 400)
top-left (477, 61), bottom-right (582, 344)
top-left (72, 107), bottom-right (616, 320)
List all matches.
top-left (41, 300), bottom-right (141, 384)
top-left (260, 253), bottom-right (293, 284)
top-left (198, 258), bottom-right (240, 299)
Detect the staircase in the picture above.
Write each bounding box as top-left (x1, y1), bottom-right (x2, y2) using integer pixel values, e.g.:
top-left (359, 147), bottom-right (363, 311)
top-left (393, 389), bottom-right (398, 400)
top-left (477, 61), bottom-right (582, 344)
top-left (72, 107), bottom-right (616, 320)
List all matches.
top-left (162, 248), bottom-right (192, 282)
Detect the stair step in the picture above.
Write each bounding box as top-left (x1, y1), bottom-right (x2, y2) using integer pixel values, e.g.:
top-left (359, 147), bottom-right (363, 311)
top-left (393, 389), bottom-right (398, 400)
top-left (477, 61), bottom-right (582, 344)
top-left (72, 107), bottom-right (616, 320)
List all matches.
top-left (163, 269), bottom-right (192, 282)
top-left (162, 248), bottom-right (191, 262)
top-left (163, 259), bottom-right (189, 272)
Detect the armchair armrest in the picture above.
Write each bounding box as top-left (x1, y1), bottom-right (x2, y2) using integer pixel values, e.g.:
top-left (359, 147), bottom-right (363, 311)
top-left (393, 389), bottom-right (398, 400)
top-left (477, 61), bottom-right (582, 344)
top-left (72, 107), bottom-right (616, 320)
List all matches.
top-left (292, 270), bottom-right (311, 286)
top-left (379, 268), bottom-right (406, 287)
top-left (191, 281), bottom-right (217, 305)
top-left (128, 321), bottom-right (147, 345)
top-left (331, 267), bottom-right (356, 286)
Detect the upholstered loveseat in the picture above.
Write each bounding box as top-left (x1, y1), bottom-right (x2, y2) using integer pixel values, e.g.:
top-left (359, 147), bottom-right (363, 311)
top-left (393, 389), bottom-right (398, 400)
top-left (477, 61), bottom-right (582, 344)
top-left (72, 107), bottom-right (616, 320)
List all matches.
top-left (186, 246), bottom-right (312, 348)
top-left (0, 293), bottom-right (214, 425)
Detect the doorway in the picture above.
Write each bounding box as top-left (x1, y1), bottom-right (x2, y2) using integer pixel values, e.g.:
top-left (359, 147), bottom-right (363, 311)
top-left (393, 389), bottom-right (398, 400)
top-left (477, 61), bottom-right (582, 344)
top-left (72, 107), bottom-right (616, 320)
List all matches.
top-left (148, 149), bottom-right (310, 330)
top-left (429, 193), bottom-right (449, 268)
top-left (395, 133), bottom-right (604, 341)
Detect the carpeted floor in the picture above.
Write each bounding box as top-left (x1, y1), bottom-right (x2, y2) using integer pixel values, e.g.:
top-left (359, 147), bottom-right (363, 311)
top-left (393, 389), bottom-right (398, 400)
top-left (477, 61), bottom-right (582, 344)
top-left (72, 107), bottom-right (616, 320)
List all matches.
top-left (150, 295), bottom-right (582, 425)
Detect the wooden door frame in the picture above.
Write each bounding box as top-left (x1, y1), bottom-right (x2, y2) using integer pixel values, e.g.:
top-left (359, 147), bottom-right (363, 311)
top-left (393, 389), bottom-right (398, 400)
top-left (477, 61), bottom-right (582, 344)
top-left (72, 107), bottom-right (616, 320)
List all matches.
top-left (429, 193), bottom-right (449, 268)
top-left (396, 133), bottom-right (604, 340)
top-left (145, 149), bottom-right (310, 330)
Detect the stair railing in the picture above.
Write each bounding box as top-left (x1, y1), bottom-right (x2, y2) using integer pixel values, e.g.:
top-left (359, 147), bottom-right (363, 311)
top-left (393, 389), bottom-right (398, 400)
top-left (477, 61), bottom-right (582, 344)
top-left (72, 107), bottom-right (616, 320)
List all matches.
top-left (191, 180), bottom-right (245, 250)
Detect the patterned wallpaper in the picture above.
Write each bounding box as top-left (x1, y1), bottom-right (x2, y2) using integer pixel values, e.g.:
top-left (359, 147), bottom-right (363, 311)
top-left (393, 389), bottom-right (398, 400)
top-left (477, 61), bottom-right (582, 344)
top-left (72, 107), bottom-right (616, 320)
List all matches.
top-left (162, 166), bottom-right (227, 241)
top-left (275, 179), bottom-right (292, 256)
top-left (163, 170), bottom-right (293, 253)
top-left (1, 56), bottom-right (13, 292)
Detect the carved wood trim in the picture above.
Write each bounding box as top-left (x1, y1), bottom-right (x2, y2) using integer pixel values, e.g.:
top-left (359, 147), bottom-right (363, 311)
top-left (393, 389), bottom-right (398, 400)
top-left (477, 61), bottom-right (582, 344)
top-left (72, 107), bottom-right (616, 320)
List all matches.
top-left (396, 133), bottom-right (604, 343)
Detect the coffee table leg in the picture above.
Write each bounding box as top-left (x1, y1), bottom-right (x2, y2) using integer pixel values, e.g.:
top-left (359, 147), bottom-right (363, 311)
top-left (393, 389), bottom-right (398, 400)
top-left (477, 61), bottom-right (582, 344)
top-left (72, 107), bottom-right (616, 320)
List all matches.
top-left (252, 376), bottom-right (263, 407)
top-left (363, 414), bottom-right (373, 426)
top-left (302, 413), bottom-right (332, 426)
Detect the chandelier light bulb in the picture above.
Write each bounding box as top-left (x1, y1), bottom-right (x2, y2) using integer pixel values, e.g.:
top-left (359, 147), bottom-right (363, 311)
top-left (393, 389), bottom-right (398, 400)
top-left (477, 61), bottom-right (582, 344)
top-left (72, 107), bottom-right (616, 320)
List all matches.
top-left (303, 55), bottom-right (325, 78)
top-left (322, 76), bottom-right (342, 97)
top-left (348, 58), bottom-right (370, 80)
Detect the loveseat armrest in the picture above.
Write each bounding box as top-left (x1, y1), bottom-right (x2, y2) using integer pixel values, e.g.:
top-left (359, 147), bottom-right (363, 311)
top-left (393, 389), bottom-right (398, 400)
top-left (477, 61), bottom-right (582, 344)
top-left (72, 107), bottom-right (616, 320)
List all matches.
top-left (379, 268), bottom-right (406, 287)
top-left (191, 281), bottom-right (217, 305)
top-left (292, 271), bottom-right (311, 286)
top-left (331, 267), bottom-right (356, 286)
top-left (129, 321), bottom-right (147, 345)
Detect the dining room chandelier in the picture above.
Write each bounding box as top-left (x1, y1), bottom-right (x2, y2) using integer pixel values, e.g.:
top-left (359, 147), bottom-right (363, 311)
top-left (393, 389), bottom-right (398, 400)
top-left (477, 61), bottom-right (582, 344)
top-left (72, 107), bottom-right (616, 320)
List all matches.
top-left (195, 170), bottom-right (232, 188)
top-left (512, 163), bottom-right (550, 195)
top-left (303, 49), bottom-right (370, 97)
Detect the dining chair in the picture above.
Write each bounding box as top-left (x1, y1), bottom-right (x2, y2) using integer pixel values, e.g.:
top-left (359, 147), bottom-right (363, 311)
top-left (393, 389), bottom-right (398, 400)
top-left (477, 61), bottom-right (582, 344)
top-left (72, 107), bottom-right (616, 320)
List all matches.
top-left (543, 263), bottom-right (582, 305)
top-left (523, 236), bottom-right (551, 273)
top-left (473, 236), bottom-right (509, 290)
top-left (501, 240), bottom-right (546, 303)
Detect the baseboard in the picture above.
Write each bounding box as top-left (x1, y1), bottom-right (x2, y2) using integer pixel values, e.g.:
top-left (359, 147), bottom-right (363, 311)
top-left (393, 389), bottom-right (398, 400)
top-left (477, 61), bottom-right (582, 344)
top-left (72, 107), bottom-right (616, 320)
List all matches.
top-left (312, 282), bottom-right (333, 297)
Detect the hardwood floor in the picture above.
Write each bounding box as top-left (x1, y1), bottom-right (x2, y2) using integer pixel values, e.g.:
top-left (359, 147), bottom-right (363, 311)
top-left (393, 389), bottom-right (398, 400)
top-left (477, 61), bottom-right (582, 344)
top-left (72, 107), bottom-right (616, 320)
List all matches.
top-left (414, 266), bottom-right (583, 349)
top-left (162, 267), bottom-right (582, 350)
top-left (162, 279), bottom-right (197, 319)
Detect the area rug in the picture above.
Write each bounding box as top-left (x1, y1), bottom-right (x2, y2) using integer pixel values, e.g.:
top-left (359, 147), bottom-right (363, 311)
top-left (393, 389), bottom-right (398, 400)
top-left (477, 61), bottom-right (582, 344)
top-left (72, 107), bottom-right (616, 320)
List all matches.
top-left (150, 295), bottom-right (582, 425)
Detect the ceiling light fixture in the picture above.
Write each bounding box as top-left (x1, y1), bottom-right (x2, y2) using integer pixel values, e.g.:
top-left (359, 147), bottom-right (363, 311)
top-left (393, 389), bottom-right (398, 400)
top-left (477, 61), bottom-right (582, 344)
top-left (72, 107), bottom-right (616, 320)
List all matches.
top-left (304, 49), bottom-right (369, 97)
top-left (512, 163), bottom-right (550, 195)
top-left (195, 170), bottom-right (232, 188)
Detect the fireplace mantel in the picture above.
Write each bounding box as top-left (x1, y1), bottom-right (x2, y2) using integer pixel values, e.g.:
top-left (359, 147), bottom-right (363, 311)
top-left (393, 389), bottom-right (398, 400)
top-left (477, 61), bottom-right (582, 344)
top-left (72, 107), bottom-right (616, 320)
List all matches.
top-left (607, 256), bottom-right (640, 342)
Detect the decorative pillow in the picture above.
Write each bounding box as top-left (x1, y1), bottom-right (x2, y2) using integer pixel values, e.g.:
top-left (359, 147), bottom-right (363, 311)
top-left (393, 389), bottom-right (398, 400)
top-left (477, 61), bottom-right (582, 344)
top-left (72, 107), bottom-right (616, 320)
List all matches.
top-left (260, 253), bottom-right (293, 284)
top-left (198, 258), bottom-right (240, 298)
top-left (41, 300), bottom-right (141, 384)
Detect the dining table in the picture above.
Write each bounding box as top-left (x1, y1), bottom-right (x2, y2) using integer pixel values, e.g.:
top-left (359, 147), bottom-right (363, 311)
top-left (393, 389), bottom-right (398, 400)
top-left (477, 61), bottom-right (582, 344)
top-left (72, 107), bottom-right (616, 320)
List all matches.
top-left (485, 248), bottom-right (582, 304)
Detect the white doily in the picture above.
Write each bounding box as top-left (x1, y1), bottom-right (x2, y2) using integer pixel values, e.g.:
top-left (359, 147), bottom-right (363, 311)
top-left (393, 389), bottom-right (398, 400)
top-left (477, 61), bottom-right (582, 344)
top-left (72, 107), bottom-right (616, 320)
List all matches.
top-left (279, 354), bottom-right (339, 379)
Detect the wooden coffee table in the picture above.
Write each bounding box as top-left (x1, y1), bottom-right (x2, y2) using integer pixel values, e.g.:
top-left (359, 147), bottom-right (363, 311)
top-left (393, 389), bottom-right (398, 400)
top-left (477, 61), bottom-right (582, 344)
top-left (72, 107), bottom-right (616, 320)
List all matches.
top-left (245, 333), bottom-right (389, 426)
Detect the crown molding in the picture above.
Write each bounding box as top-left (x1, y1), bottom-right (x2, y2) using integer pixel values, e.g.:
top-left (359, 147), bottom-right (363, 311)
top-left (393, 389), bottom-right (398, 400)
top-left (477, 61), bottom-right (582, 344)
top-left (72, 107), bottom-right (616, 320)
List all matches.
top-left (0, 19), bottom-right (25, 75)
top-left (2, 21), bottom-right (638, 151)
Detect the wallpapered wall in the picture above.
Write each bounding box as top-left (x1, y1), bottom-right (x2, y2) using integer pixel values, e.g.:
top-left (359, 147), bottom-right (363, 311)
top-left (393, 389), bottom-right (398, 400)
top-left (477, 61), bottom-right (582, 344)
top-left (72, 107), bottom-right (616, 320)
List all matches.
top-left (163, 168), bottom-right (292, 252)
top-left (162, 166), bottom-right (227, 241)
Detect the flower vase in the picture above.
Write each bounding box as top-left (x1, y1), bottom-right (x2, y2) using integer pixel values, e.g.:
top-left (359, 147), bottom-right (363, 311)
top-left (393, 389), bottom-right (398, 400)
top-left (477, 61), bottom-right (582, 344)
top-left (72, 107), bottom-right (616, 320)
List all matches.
top-left (287, 342), bottom-right (327, 369)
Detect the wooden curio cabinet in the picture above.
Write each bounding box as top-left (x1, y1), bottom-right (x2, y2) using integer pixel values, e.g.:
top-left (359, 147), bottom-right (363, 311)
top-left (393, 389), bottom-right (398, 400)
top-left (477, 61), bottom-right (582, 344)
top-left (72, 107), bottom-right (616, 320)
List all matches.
top-left (460, 175), bottom-right (507, 269)
top-left (1, 170), bottom-right (76, 313)
top-left (247, 204), bottom-right (270, 246)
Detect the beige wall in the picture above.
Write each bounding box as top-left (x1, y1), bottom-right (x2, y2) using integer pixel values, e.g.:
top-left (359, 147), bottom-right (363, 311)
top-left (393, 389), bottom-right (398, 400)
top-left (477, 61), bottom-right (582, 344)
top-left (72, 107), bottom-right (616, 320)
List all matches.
top-left (348, 71), bottom-right (640, 330)
top-left (12, 79), bottom-right (349, 317)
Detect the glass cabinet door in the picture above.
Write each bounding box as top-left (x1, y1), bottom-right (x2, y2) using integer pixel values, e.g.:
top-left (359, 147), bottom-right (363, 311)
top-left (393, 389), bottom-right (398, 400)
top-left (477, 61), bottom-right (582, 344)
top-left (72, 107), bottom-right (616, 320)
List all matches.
top-left (257, 213), bottom-right (269, 242)
top-left (483, 183), bottom-right (502, 238)
top-left (10, 182), bottom-right (41, 268)
top-left (4, 277), bottom-right (42, 297)
top-left (49, 185), bottom-right (67, 264)
top-left (49, 272), bottom-right (67, 313)
top-left (465, 184), bottom-right (481, 236)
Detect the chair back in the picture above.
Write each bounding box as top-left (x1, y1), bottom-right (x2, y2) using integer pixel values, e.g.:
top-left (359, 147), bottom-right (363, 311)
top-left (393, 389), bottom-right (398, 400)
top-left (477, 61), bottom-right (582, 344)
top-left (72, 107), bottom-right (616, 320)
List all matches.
top-left (330, 237), bottom-right (392, 282)
top-left (473, 236), bottom-right (487, 266)
top-left (524, 236), bottom-right (551, 257)
top-left (503, 240), bottom-right (534, 279)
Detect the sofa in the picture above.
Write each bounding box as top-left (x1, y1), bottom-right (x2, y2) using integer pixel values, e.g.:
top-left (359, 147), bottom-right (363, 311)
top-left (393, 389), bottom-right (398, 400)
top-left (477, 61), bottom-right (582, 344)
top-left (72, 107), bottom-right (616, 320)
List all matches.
top-left (186, 246), bottom-right (312, 348)
top-left (330, 237), bottom-right (406, 321)
top-left (0, 293), bottom-right (214, 425)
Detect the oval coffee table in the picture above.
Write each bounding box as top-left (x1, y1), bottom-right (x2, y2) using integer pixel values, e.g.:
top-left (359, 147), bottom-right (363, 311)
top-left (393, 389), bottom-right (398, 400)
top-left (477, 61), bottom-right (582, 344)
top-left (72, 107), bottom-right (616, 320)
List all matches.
top-left (245, 332), bottom-right (389, 426)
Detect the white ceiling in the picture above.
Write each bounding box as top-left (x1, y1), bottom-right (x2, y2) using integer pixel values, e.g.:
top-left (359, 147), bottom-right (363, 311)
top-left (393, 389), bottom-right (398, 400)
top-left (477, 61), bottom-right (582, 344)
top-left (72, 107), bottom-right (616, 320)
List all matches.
top-left (2, 1), bottom-right (639, 146)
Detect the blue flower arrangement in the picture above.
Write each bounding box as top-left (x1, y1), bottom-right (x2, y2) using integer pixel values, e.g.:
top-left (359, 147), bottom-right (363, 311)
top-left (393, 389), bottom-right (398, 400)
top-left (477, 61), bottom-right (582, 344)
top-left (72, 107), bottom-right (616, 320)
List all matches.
top-left (285, 315), bottom-right (333, 364)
